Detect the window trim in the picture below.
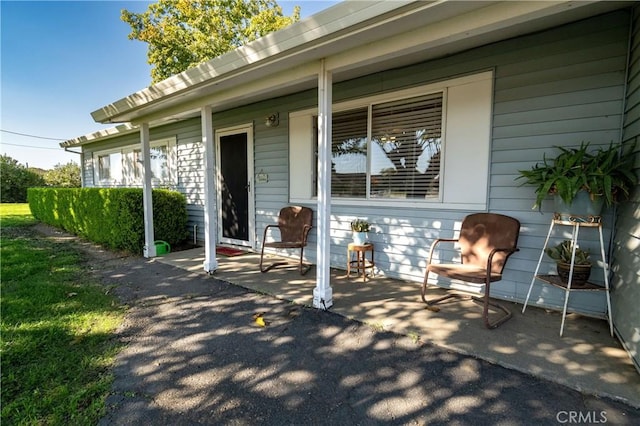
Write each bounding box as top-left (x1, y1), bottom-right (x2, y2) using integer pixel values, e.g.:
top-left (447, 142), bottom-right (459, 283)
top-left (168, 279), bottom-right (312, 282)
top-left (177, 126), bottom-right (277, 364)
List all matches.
top-left (93, 148), bottom-right (122, 186)
top-left (93, 137), bottom-right (177, 187)
top-left (289, 70), bottom-right (493, 210)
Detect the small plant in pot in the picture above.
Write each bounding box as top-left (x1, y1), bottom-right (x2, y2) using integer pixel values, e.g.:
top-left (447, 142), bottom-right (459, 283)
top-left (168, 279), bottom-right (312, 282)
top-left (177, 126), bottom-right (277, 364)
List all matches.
top-left (545, 240), bottom-right (591, 286)
top-left (351, 218), bottom-right (371, 245)
top-left (516, 141), bottom-right (637, 215)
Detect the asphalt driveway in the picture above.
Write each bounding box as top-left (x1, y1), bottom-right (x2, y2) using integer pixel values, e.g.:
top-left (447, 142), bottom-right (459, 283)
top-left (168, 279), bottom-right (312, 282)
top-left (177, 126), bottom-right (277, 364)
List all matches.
top-left (90, 268), bottom-right (638, 423)
top-left (38, 225), bottom-right (639, 425)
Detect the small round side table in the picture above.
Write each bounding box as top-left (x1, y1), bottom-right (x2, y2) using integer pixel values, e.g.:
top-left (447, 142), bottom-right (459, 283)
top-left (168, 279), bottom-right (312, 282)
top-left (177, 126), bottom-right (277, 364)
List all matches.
top-left (347, 242), bottom-right (375, 282)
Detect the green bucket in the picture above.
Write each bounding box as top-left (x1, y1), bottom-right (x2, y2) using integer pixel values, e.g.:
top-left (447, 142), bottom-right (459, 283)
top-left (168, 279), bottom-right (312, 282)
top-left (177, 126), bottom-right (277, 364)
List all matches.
top-left (154, 240), bottom-right (171, 256)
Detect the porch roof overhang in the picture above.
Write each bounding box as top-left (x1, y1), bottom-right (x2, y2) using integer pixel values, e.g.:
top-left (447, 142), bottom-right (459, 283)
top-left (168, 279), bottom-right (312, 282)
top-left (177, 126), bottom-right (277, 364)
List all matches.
top-left (61, 0), bottom-right (631, 148)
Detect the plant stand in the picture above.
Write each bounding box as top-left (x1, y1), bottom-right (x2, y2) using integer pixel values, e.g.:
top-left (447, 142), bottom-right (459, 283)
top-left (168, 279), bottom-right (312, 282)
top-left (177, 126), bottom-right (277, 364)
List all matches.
top-left (347, 242), bottom-right (375, 282)
top-left (522, 214), bottom-right (613, 337)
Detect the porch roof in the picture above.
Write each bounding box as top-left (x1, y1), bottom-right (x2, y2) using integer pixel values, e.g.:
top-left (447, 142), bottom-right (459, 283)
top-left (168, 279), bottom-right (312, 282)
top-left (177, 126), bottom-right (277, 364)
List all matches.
top-left (61, 0), bottom-right (630, 147)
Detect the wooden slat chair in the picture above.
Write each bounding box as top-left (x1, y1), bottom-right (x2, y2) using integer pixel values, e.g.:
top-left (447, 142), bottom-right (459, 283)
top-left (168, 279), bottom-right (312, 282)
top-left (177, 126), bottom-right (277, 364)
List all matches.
top-left (260, 206), bottom-right (313, 275)
top-left (422, 213), bottom-right (520, 329)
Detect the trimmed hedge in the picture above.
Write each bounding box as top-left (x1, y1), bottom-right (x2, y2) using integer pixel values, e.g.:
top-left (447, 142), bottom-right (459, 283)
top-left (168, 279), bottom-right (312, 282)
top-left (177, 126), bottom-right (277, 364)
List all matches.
top-left (28, 188), bottom-right (189, 254)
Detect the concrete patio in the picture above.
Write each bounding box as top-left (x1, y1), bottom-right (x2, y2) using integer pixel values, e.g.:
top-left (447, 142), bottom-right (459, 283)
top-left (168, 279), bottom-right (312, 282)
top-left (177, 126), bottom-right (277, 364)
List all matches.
top-left (155, 247), bottom-right (640, 409)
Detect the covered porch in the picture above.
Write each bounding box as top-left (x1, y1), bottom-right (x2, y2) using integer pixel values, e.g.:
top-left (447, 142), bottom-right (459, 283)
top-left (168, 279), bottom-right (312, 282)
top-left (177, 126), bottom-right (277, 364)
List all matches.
top-left (156, 247), bottom-right (640, 408)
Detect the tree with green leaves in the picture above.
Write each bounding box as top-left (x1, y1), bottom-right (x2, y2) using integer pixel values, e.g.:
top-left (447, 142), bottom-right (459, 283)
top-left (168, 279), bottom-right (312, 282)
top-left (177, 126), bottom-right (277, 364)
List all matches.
top-left (0, 155), bottom-right (46, 203)
top-left (122, 0), bottom-right (300, 83)
top-left (43, 161), bottom-right (81, 188)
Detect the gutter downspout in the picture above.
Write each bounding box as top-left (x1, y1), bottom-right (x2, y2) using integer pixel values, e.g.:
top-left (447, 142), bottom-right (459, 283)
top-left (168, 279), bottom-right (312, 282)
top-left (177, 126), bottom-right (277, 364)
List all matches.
top-left (63, 147), bottom-right (84, 187)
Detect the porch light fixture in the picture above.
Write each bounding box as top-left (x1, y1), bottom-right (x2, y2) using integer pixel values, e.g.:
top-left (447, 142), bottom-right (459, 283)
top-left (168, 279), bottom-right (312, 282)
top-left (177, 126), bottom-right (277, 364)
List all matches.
top-left (265, 112), bottom-right (279, 127)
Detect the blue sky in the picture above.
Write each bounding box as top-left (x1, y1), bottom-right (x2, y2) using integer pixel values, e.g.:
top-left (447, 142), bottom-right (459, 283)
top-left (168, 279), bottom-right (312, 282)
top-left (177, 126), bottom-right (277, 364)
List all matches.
top-left (1, 0), bottom-right (338, 169)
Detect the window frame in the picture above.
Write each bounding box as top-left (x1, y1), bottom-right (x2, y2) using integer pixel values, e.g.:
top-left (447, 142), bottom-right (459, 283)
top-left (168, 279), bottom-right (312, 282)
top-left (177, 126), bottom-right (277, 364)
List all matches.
top-left (289, 71), bottom-right (493, 211)
top-left (93, 137), bottom-right (177, 187)
top-left (93, 148), bottom-right (122, 186)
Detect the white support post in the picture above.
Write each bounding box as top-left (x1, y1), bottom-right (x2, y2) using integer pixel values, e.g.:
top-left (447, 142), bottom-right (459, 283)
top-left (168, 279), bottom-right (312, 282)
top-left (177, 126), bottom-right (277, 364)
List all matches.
top-left (141, 122), bottom-right (156, 258)
top-left (202, 105), bottom-right (218, 273)
top-left (313, 59), bottom-right (334, 309)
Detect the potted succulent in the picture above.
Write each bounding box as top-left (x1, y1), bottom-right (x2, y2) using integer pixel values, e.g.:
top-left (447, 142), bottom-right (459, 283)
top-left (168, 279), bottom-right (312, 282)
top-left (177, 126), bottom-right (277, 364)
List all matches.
top-left (350, 218), bottom-right (371, 245)
top-left (545, 240), bottom-right (591, 286)
top-left (516, 141), bottom-right (637, 215)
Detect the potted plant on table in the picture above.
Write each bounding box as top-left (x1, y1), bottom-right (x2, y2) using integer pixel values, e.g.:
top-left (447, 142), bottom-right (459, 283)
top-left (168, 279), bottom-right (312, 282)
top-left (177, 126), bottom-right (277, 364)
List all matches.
top-left (516, 141), bottom-right (637, 217)
top-left (545, 240), bottom-right (591, 286)
top-left (350, 218), bottom-right (371, 245)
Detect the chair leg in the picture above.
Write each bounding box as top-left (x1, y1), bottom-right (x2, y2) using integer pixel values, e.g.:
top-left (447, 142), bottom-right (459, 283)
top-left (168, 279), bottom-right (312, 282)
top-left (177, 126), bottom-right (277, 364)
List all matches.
top-left (471, 281), bottom-right (512, 329)
top-left (423, 273), bottom-right (512, 329)
top-left (421, 272), bottom-right (466, 312)
top-left (298, 246), bottom-right (311, 275)
top-left (259, 244), bottom-right (268, 273)
top-left (260, 245), bottom-right (286, 273)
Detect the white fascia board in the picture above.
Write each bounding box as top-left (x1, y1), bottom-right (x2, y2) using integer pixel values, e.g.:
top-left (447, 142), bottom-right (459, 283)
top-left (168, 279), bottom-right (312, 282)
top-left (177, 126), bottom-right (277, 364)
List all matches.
top-left (91, 0), bottom-right (417, 124)
top-left (60, 123), bottom-right (138, 148)
top-left (130, 61), bottom-right (321, 125)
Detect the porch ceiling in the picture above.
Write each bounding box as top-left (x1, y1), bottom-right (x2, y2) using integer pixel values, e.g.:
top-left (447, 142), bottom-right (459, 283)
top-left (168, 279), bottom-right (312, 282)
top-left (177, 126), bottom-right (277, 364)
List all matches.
top-left (63, 0), bottom-right (631, 147)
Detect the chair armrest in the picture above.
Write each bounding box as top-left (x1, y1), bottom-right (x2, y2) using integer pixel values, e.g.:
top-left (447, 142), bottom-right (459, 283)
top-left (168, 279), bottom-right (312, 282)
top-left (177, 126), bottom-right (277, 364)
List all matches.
top-left (301, 225), bottom-right (313, 244)
top-left (486, 247), bottom-right (520, 272)
top-left (427, 238), bottom-right (459, 265)
top-left (262, 224), bottom-right (280, 243)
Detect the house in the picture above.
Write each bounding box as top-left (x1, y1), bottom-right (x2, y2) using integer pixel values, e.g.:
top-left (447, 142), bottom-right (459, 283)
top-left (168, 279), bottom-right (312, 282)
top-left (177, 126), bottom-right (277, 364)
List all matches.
top-left (61, 1), bottom-right (640, 371)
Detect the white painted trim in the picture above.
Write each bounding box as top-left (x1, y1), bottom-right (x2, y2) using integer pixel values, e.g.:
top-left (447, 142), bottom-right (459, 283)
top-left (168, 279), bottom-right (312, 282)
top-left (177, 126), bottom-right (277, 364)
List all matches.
top-left (314, 60), bottom-right (334, 310)
top-left (289, 111), bottom-right (315, 200)
top-left (122, 137), bottom-right (177, 186)
top-left (201, 106), bottom-right (218, 273)
top-left (215, 123), bottom-right (255, 248)
top-left (140, 123), bottom-right (156, 258)
top-left (91, 148), bottom-right (123, 186)
top-left (91, 137), bottom-right (177, 187)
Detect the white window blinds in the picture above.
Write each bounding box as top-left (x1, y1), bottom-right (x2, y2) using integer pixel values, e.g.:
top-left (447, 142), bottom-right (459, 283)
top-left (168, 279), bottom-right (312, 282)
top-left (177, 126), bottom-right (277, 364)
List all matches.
top-left (371, 93), bottom-right (442, 199)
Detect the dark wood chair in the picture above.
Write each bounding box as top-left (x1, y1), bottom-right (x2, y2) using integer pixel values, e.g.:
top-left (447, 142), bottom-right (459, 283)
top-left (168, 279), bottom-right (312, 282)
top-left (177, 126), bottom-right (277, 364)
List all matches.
top-left (260, 206), bottom-right (313, 275)
top-left (422, 213), bottom-right (520, 329)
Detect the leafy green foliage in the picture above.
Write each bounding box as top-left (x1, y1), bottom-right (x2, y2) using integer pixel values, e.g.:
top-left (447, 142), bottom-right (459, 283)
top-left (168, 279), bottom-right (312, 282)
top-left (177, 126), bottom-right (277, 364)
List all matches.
top-left (0, 155), bottom-right (46, 203)
top-left (43, 161), bottom-right (81, 187)
top-left (350, 218), bottom-right (371, 232)
top-left (545, 240), bottom-right (591, 265)
top-left (27, 188), bottom-right (189, 254)
top-left (517, 141), bottom-right (638, 210)
top-left (0, 205), bottom-right (124, 425)
top-left (122, 0), bottom-right (300, 83)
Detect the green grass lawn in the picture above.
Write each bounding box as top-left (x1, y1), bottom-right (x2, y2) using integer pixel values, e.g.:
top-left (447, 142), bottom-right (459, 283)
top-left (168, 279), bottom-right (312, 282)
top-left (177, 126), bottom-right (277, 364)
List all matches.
top-left (1, 203), bottom-right (125, 425)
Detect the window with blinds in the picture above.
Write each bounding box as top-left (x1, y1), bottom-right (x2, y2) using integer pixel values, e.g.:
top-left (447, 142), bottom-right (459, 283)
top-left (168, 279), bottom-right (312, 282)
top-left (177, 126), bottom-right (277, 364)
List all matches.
top-left (292, 70), bottom-right (492, 208)
top-left (313, 93), bottom-right (443, 199)
top-left (331, 108), bottom-right (368, 197)
top-left (371, 93), bottom-right (442, 199)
